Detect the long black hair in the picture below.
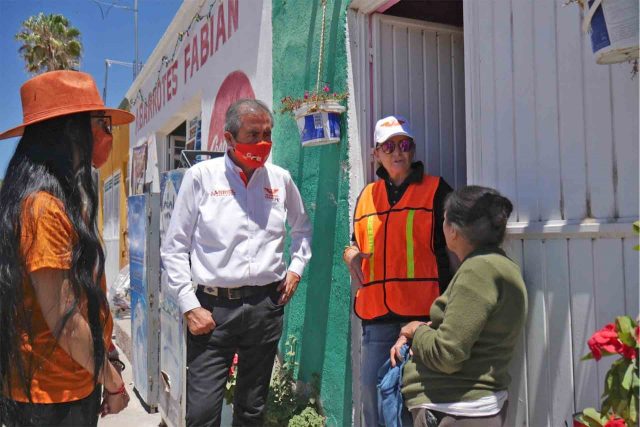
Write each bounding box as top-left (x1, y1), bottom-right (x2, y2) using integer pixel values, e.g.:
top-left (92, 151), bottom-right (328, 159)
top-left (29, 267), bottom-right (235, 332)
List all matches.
top-left (0, 113), bottom-right (107, 411)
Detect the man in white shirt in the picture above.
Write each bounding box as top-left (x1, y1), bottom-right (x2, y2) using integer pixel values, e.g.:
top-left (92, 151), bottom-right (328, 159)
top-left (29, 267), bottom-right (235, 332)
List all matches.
top-left (161, 99), bottom-right (312, 427)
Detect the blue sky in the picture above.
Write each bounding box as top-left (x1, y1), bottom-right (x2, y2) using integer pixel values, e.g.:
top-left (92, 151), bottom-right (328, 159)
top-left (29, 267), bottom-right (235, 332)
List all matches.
top-left (0, 0), bottom-right (181, 178)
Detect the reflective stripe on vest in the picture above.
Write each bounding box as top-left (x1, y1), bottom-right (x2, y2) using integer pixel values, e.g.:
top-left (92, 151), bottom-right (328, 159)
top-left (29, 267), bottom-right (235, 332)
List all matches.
top-left (353, 175), bottom-right (441, 320)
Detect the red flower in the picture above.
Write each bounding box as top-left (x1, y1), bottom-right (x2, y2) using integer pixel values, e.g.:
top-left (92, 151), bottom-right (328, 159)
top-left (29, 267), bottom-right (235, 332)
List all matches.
top-left (323, 84), bottom-right (330, 93)
top-left (304, 91), bottom-right (309, 100)
top-left (620, 343), bottom-right (637, 360)
top-left (604, 415), bottom-right (627, 427)
top-left (588, 323), bottom-right (622, 361)
top-left (229, 353), bottom-right (239, 376)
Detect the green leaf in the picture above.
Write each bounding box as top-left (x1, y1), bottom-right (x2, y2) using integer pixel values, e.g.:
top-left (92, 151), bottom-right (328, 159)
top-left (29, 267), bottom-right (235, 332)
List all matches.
top-left (605, 368), bottom-right (615, 394)
top-left (581, 352), bottom-right (596, 361)
top-left (622, 361), bottom-right (635, 390)
top-left (616, 316), bottom-right (637, 346)
top-left (633, 221), bottom-right (640, 234)
top-left (581, 407), bottom-right (606, 426)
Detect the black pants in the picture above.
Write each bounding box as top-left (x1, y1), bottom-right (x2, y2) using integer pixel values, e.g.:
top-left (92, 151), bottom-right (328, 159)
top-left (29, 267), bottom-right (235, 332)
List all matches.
top-left (4, 386), bottom-right (101, 427)
top-left (186, 283), bottom-right (284, 427)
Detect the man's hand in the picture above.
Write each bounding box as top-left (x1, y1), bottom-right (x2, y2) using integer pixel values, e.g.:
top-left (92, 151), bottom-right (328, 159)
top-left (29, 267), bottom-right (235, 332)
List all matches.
top-left (277, 271), bottom-right (301, 305)
top-left (185, 307), bottom-right (216, 335)
top-left (342, 246), bottom-right (371, 286)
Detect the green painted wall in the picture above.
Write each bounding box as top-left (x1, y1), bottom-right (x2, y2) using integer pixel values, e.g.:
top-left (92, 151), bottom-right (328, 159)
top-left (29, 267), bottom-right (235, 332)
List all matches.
top-left (272, 1), bottom-right (352, 426)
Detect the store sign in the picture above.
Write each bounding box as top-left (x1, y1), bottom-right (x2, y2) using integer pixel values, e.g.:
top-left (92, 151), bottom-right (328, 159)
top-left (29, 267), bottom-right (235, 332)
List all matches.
top-left (135, 0), bottom-right (239, 133)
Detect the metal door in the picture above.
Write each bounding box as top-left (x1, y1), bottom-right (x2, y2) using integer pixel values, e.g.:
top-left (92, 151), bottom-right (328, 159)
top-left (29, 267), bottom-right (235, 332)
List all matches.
top-left (371, 14), bottom-right (466, 187)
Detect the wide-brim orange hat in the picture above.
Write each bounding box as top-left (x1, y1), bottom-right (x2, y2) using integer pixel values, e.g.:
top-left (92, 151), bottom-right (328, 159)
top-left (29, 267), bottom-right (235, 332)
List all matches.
top-left (0, 70), bottom-right (135, 140)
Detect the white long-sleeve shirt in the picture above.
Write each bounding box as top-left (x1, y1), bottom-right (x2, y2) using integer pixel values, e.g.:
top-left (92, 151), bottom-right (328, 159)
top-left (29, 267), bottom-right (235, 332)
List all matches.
top-left (161, 153), bottom-right (312, 314)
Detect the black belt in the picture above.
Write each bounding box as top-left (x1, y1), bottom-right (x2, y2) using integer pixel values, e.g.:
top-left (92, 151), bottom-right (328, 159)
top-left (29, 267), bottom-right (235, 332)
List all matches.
top-left (197, 281), bottom-right (278, 300)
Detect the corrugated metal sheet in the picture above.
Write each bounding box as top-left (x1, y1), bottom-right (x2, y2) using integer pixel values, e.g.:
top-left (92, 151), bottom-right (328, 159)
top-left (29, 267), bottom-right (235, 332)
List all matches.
top-left (372, 15), bottom-right (466, 187)
top-left (503, 237), bottom-right (638, 426)
top-left (465, 0), bottom-right (638, 223)
top-left (465, 1), bottom-right (639, 425)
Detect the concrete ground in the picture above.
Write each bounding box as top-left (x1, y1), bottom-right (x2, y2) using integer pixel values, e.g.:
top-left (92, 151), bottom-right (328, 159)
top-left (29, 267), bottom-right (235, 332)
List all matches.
top-left (105, 313), bottom-right (236, 426)
top-left (99, 315), bottom-right (162, 427)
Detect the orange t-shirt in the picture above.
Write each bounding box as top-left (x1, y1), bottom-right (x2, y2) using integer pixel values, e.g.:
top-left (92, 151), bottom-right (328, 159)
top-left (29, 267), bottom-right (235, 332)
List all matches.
top-left (10, 192), bottom-right (113, 403)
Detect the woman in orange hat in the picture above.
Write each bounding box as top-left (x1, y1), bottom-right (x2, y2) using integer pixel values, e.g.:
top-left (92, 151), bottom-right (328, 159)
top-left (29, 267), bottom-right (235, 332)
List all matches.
top-left (0, 70), bottom-right (134, 426)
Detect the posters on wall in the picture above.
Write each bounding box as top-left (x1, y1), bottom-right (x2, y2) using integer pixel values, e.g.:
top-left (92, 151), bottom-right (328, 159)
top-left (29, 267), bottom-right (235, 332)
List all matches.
top-left (128, 193), bottom-right (161, 409)
top-left (130, 134), bottom-right (161, 194)
top-left (159, 170), bottom-right (186, 427)
top-left (187, 115), bottom-right (202, 151)
top-left (128, 195), bottom-right (149, 400)
top-left (131, 144), bottom-right (148, 195)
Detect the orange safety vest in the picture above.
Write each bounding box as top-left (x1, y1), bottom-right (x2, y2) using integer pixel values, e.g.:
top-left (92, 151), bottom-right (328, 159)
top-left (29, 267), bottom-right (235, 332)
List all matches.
top-left (353, 175), bottom-right (441, 320)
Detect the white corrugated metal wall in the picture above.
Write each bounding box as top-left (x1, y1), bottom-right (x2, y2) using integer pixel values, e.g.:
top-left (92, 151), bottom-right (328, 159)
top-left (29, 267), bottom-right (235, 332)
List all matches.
top-left (372, 15), bottom-right (466, 185)
top-left (464, 0), bottom-right (639, 425)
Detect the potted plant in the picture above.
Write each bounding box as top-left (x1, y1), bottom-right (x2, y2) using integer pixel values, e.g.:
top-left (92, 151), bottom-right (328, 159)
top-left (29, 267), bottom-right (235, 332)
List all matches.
top-left (280, 84), bottom-right (348, 147)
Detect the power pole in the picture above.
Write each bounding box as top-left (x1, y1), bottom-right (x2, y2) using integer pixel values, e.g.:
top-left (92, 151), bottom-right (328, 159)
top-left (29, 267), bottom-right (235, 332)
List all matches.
top-left (93, 0), bottom-right (141, 77)
top-left (103, 59), bottom-right (134, 104)
top-left (134, 0), bottom-right (139, 77)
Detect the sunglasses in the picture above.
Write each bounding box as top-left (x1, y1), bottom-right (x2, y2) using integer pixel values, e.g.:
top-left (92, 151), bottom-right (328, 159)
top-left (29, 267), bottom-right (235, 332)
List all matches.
top-left (376, 138), bottom-right (414, 154)
top-left (91, 115), bottom-right (112, 135)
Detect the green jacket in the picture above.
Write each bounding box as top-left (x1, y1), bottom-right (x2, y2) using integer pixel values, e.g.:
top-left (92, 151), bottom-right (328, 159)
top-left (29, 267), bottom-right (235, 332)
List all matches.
top-left (402, 246), bottom-right (528, 407)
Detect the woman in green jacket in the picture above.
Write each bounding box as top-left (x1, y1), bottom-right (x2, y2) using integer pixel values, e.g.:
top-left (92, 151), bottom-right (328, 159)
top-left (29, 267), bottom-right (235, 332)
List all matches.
top-left (390, 186), bottom-right (528, 427)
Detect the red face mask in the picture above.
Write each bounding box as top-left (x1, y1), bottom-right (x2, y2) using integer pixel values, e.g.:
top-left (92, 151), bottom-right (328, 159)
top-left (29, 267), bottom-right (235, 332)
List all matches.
top-left (233, 140), bottom-right (272, 169)
top-left (92, 127), bottom-right (113, 168)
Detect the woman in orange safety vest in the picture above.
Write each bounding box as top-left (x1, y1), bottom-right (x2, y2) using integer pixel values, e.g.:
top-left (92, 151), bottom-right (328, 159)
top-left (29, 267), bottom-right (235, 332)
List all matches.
top-left (343, 115), bottom-right (453, 427)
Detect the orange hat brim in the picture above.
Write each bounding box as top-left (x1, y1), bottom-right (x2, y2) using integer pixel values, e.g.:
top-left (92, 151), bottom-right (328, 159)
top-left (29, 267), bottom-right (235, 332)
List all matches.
top-left (0, 107), bottom-right (134, 140)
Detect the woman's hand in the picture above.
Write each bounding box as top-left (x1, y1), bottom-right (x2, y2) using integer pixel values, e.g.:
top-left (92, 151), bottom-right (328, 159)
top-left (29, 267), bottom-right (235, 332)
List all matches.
top-left (100, 387), bottom-right (130, 417)
top-left (400, 321), bottom-right (430, 340)
top-left (342, 245), bottom-right (371, 286)
top-left (390, 335), bottom-right (410, 367)
top-left (100, 363), bottom-right (129, 417)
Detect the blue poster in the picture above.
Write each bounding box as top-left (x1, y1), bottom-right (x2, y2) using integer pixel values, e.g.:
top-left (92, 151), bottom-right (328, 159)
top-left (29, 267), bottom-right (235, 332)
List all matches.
top-left (159, 170), bottom-right (186, 426)
top-left (128, 195), bottom-right (149, 401)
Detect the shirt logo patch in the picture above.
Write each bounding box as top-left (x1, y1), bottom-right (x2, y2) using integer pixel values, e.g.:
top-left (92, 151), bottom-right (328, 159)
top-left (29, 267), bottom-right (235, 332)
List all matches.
top-left (264, 187), bottom-right (280, 201)
top-left (210, 189), bottom-right (236, 197)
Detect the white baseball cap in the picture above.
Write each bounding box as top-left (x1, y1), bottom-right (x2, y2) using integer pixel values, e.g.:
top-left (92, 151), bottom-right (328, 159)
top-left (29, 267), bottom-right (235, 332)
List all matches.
top-left (374, 115), bottom-right (414, 144)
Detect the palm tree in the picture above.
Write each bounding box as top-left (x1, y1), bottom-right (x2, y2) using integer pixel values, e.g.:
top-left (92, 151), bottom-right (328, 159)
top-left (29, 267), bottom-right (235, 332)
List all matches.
top-left (15, 13), bottom-right (82, 74)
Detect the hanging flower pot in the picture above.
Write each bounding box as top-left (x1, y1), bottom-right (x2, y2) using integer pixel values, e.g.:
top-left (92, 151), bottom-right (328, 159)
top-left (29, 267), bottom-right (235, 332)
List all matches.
top-left (293, 100), bottom-right (346, 147)
top-left (281, 87), bottom-right (348, 148)
top-left (279, 0), bottom-right (349, 147)
top-left (576, 0), bottom-right (639, 64)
